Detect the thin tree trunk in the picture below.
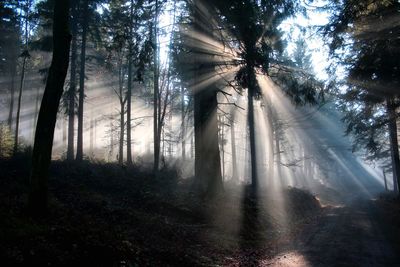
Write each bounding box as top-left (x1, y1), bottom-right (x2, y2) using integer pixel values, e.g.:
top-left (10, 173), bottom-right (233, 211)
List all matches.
top-left (90, 114), bottom-right (93, 156)
top-left (126, 0), bottom-right (134, 166)
top-left (126, 59), bottom-right (133, 165)
top-left (181, 86), bottom-right (186, 159)
top-left (153, 0), bottom-right (160, 173)
top-left (33, 86), bottom-right (40, 139)
top-left (14, 56), bottom-right (27, 154)
top-left (387, 98), bottom-right (399, 194)
top-left (220, 115), bottom-right (225, 181)
top-left (230, 114), bottom-right (238, 182)
top-left (29, 0), bottom-right (71, 216)
top-left (119, 106), bottom-right (124, 165)
top-left (7, 68), bottom-right (16, 129)
top-left (67, 0), bottom-right (79, 161)
top-left (190, 129), bottom-right (194, 159)
top-left (76, 0), bottom-right (89, 161)
top-left (62, 116), bottom-right (66, 149)
top-left (110, 119), bottom-right (114, 162)
top-left (383, 168), bottom-right (388, 191)
top-left (14, 0), bottom-right (30, 154)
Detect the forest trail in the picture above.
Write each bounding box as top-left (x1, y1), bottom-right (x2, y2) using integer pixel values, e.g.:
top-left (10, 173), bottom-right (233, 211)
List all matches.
top-left (264, 196), bottom-right (400, 267)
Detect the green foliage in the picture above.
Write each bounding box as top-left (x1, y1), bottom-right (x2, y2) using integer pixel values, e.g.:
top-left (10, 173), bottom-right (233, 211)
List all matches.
top-left (325, 0), bottom-right (400, 163)
top-left (209, 0), bottom-right (298, 97)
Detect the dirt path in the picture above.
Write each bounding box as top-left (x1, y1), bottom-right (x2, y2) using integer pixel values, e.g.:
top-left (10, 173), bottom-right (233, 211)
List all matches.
top-left (264, 197), bottom-right (400, 267)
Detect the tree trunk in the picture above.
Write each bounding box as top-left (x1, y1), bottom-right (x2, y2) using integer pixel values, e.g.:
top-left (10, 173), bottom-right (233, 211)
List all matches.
top-left (33, 86), bottom-right (40, 139)
top-left (153, 0), bottom-right (160, 174)
top-left (230, 113), bottom-right (238, 182)
top-left (383, 168), bottom-right (388, 191)
top-left (109, 119), bottom-right (114, 162)
top-left (62, 116), bottom-right (66, 149)
top-left (90, 114), bottom-right (93, 156)
top-left (14, 55), bottom-right (27, 154)
top-left (76, 0), bottom-right (89, 161)
top-left (126, 1), bottom-right (134, 166)
top-left (67, 0), bottom-right (79, 161)
top-left (119, 105), bottom-right (124, 165)
top-left (181, 86), bottom-right (186, 159)
top-left (192, 0), bottom-right (223, 196)
top-left (220, 115), bottom-right (225, 180)
top-left (194, 87), bottom-right (223, 196)
top-left (118, 61), bottom-right (125, 165)
top-left (14, 0), bottom-right (31, 154)
top-left (247, 76), bottom-right (258, 190)
top-left (29, 0), bottom-right (71, 216)
top-left (387, 98), bottom-right (399, 194)
top-left (7, 68), bottom-right (16, 129)
top-left (126, 58), bottom-right (133, 165)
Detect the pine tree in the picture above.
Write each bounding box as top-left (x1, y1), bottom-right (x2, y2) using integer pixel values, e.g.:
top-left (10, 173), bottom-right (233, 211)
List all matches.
top-left (325, 0), bottom-right (400, 193)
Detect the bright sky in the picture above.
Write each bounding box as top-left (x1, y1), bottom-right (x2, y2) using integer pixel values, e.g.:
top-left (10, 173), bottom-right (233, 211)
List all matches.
top-left (159, 1), bottom-right (332, 80)
top-left (94, 1), bottom-right (333, 82)
top-left (280, 3), bottom-right (331, 80)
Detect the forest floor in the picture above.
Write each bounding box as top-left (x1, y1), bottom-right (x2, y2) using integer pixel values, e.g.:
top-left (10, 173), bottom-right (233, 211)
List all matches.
top-left (0, 154), bottom-right (399, 266)
top-left (260, 194), bottom-right (400, 267)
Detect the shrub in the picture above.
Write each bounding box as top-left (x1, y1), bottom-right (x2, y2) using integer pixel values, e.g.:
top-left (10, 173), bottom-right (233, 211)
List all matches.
top-left (0, 123), bottom-right (13, 158)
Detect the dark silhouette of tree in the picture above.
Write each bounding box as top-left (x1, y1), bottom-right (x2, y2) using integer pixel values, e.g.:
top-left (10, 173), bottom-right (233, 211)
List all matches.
top-left (204, 0), bottom-right (323, 190)
top-left (29, 0), bottom-right (71, 216)
top-left (0, 1), bottom-right (20, 130)
top-left (76, 0), bottom-right (89, 161)
top-left (66, 0), bottom-right (80, 161)
top-left (325, 0), bottom-right (400, 193)
top-left (14, 0), bottom-right (32, 154)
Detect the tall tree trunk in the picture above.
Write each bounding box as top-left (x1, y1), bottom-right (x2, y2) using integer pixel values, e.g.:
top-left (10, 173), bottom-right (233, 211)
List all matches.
top-left (118, 62), bottom-right (125, 165)
top-left (192, 0), bottom-right (223, 196)
top-left (119, 106), bottom-right (124, 165)
top-left (387, 98), bottom-right (399, 194)
top-left (62, 116), bottom-right (66, 149)
top-left (14, 55), bottom-right (27, 154)
top-left (90, 114), bottom-right (93, 156)
top-left (126, 0), bottom-right (134, 166)
top-left (194, 87), bottom-right (223, 196)
top-left (67, 0), bottom-right (79, 161)
top-left (126, 57), bottom-right (133, 165)
top-left (7, 68), bottom-right (16, 129)
top-left (383, 168), bottom-right (388, 191)
top-left (14, 0), bottom-right (31, 154)
top-left (29, 0), bottom-right (71, 216)
top-left (153, 0), bottom-right (160, 174)
top-left (109, 119), bottom-right (114, 162)
top-left (190, 129), bottom-right (194, 159)
top-left (219, 115), bottom-right (225, 180)
top-left (33, 86), bottom-right (40, 139)
top-left (181, 86), bottom-right (186, 159)
top-left (76, 0), bottom-right (89, 161)
top-left (247, 67), bottom-right (258, 190)
top-left (230, 113), bottom-right (238, 182)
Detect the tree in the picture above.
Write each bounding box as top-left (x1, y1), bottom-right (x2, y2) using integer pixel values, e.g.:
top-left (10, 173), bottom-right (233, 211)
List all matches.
top-left (325, 0), bottom-right (400, 193)
top-left (14, 0), bottom-right (32, 154)
top-left (205, 0), bottom-right (322, 190)
top-left (76, 0), bottom-right (89, 161)
top-left (189, 0), bottom-right (224, 196)
top-left (0, 1), bottom-right (20, 130)
top-left (29, 0), bottom-right (71, 216)
top-left (152, 0), bottom-right (161, 173)
top-left (66, 0), bottom-right (80, 161)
